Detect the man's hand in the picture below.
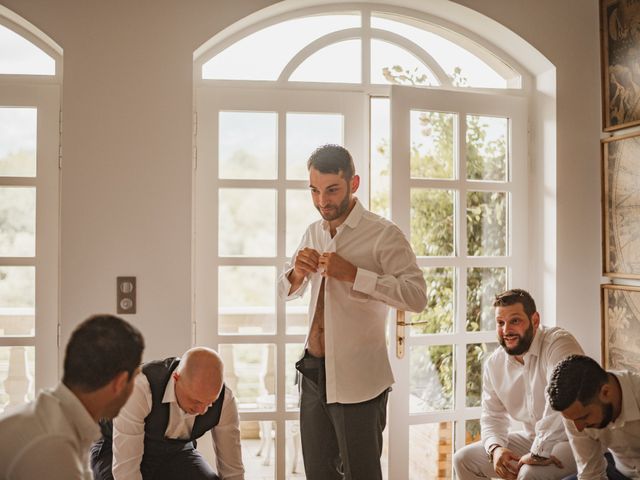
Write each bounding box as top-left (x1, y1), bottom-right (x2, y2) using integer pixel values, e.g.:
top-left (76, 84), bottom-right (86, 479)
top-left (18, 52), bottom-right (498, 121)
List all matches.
top-left (518, 452), bottom-right (563, 469)
top-left (287, 248), bottom-right (320, 293)
top-left (293, 248), bottom-right (320, 278)
top-left (318, 252), bottom-right (357, 283)
top-left (492, 447), bottom-right (520, 480)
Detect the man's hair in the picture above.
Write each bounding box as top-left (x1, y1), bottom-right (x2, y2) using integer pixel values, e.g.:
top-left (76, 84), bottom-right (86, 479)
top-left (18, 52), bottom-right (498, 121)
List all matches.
top-left (62, 314), bottom-right (144, 391)
top-left (492, 288), bottom-right (537, 318)
top-left (307, 144), bottom-right (355, 181)
top-left (547, 354), bottom-right (609, 411)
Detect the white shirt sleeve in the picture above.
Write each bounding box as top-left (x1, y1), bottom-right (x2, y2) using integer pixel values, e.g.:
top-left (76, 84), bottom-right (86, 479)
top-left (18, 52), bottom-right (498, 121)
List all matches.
top-left (210, 387), bottom-right (245, 480)
top-left (351, 224), bottom-right (427, 313)
top-left (112, 373), bottom-right (153, 480)
top-left (480, 361), bottom-right (511, 452)
top-left (564, 419), bottom-right (608, 479)
top-left (278, 228), bottom-right (312, 300)
top-left (530, 331), bottom-right (584, 457)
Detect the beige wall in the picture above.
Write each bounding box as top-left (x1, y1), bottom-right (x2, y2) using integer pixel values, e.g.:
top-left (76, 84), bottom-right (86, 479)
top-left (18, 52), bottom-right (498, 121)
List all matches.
top-left (0, 0), bottom-right (602, 363)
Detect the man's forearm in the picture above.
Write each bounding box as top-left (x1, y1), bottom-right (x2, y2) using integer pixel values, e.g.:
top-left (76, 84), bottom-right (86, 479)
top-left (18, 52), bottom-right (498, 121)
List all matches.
top-left (287, 269), bottom-right (305, 295)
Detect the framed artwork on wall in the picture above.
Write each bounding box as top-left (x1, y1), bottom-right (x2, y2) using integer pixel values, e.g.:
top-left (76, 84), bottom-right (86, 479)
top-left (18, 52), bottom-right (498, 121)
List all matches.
top-left (602, 284), bottom-right (640, 371)
top-left (600, 0), bottom-right (640, 131)
top-left (602, 131), bottom-right (640, 278)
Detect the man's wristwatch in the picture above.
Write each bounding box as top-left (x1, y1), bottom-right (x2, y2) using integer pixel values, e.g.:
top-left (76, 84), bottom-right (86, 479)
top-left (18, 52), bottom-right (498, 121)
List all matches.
top-left (487, 444), bottom-right (501, 463)
top-left (530, 452), bottom-right (549, 461)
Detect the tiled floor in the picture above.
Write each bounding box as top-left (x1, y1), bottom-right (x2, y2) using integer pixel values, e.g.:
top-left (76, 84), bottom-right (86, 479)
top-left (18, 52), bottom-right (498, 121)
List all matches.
top-left (198, 435), bottom-right (305, 479)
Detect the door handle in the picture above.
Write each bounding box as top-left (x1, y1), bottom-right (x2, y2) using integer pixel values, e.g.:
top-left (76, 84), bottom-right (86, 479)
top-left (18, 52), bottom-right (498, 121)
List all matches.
top-left (396, 310), bottom-right (405, 359)
top-left (396, 310), bottom-right (433, 358)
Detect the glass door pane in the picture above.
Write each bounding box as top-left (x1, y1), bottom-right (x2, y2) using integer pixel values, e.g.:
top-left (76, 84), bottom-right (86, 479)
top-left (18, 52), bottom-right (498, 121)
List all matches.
top-left (389, 85), bottom-right (527, 479)
top-left (195, 87), bottom-right (365, 479)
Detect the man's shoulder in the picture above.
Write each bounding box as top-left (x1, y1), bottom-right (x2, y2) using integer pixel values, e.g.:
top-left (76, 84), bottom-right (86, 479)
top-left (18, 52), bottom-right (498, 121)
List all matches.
top-left (358, 209), bottom-right (403, 235)
top-left (539, 326), bottom-right (579, 346)
top-left (0, 393), bottom-right (75, 459)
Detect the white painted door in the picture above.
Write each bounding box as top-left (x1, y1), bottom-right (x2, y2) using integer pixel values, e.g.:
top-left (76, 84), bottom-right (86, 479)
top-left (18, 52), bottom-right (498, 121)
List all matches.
top-left (0, 83), bottom-right (60, 412)
top-left (387, 85), bottom-right (527, 479)
top-left (195, 86), bottom-right (366, 479)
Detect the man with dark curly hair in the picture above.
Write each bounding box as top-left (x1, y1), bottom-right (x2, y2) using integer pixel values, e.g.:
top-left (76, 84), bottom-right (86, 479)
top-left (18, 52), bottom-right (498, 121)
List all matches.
top-left (548, 354), bottom-right (640, 480)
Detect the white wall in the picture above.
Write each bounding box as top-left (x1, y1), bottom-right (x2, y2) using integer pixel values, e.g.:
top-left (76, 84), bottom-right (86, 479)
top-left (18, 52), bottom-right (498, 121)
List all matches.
top-left (0, 0), bottom-right (602, 363)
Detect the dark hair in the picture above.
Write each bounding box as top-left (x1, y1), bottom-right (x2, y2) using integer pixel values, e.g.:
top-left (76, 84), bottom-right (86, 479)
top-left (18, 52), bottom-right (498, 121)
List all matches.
top-left (62, 314), bottom-right (144, 391)
top-left (492, 288), bottom-right (537, 319)
top-left (547, 354), bottom-right (609, 411)
top-left (307, 144), bottom-right (355, 181)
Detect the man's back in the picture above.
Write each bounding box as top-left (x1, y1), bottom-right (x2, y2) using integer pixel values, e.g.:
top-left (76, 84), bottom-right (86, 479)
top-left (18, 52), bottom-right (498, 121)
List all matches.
top-left (0, 384), bottom-right (99, 480)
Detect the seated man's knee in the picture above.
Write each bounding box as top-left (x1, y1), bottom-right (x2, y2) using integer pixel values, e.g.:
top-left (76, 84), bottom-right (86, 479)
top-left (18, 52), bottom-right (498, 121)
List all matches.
top-left (517, 464), bottom-right (551, 480)
top-left (453, 442), bottom-right (481, 472)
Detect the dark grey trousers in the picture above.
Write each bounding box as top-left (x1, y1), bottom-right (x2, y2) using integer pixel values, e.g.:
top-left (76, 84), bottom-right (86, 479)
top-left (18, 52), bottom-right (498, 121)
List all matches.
top-left (296, 352), bottom-right (389, 480)
top-left (90, 440), bottom-right (220, 480)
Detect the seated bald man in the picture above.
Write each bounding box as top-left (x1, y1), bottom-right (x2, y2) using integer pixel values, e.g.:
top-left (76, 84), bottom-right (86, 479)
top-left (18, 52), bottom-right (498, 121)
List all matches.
top-left (91, 347), bottom-right (245, 480)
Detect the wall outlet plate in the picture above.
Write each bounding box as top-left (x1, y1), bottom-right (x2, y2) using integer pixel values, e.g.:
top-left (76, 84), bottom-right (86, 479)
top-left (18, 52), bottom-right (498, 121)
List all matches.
top-left (117, 276), bottom-right (136, 314)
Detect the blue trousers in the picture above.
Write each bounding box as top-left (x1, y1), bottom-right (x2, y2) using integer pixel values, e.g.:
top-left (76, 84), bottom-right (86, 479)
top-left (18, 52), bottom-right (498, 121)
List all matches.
top-left (561, 452), bottom-right (630, 480)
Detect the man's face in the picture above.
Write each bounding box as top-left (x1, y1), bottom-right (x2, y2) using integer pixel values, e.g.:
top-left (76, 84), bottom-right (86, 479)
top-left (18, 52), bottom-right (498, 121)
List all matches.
top-left (495, 303), bottom-right (537, 356)
top-left (561, 397), bottom-right (614, 432)
top-left (309, 168), bottom-right (355, 222)
top-left (174, 373), bottom-right (222, 416)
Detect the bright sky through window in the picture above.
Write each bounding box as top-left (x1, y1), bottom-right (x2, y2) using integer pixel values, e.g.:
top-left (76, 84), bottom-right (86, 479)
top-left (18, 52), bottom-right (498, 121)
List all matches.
top-left (0, 24), bottom-right (54, 75)
top-left (201, 11), bottom-right (517, 88)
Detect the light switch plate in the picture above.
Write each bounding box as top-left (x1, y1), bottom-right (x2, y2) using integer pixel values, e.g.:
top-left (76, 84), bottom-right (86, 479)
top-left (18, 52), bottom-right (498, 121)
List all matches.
top-left (117, 276), bottom-right (136, 314)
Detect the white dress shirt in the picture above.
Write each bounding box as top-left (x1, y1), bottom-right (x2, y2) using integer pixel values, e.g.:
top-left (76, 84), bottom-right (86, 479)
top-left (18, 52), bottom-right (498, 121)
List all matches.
top-left (565, 371), bottom-right (640, 480)
top-left (279, 198), bottom-right (427, 404)
top-left (0, 383), bottom-right (100, 480)
top-left (112, 373), bottom-right (244, 480)
top-left (481, 325), bottom-right (583, 457)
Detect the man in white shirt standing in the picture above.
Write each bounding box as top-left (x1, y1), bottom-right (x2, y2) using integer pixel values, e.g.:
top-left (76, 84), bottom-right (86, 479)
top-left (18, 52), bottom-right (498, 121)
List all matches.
top-left (547, 354), bottom-right (640, 480)
top-left (0, 314), bottom-right (145, 480)
top-left (91, 347), bottom-right (244, 480)
top-left (453, 289), bottom-right (583, 480)
top-left (279, 144), bottom-right (427, 480)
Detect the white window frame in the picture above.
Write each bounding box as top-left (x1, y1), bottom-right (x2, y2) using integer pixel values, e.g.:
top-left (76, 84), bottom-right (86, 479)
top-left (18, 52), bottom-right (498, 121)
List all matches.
top-left (0, 10), bottom-right (61, 403)
top-left (193, 4), bottom-right (531, 478)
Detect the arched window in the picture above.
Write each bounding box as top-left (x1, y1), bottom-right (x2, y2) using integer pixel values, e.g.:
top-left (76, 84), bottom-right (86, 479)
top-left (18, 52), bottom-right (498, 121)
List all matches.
top-left (194, 5), bottom-right (529, 478)
top-left (0, 7), bottom-right (61, 414)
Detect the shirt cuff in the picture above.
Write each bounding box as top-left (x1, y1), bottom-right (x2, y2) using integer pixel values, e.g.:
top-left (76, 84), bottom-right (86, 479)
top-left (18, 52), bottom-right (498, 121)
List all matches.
top-left (483, 436), bottom-right (503, 454)
top-left (530, 437), bottom-right (552, 458)
top-left (281, 268), bottom-right (308, 299)
top-left (352, 267), bottom-right (377, 295)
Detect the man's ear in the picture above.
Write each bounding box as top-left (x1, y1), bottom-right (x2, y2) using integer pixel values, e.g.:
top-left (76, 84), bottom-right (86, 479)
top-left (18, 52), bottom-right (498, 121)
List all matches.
top-left (112, 371), bottom-right (130, 393)
top-left (531, 311), bottom-right (540, 330)
top-left (351, 174), bottom-right (360, 193)
top-left (599, 383), bottom-right (612, 403)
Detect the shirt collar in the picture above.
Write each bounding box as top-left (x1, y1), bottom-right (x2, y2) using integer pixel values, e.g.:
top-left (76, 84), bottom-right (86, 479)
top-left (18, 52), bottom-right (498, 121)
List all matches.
top-left (54, 383), bottom-right (101, 444)
top-left (320, 197), bottom-right (365, 232)
top-left (163, 374), bottom-right (178, 404)
top-left (526, 324), bottom-right (545, 359)
top-left (612, 371), bottom-right (640, 427)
